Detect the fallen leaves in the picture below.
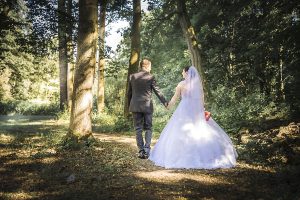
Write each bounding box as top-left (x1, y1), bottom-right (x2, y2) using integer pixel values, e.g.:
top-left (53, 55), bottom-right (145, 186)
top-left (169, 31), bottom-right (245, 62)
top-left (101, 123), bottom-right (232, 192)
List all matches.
top-left (0, 116), bottom-right (299, 199)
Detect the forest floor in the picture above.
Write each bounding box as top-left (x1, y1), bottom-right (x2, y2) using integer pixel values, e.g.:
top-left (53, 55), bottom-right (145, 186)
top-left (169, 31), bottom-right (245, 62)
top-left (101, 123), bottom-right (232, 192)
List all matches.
top-left (0, 115), bottom-right (299, 200)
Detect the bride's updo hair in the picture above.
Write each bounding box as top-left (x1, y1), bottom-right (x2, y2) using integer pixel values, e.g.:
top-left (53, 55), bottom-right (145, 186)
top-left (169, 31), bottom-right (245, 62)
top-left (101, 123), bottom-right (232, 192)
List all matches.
top-left (184, 66), bottom-right (190, 72)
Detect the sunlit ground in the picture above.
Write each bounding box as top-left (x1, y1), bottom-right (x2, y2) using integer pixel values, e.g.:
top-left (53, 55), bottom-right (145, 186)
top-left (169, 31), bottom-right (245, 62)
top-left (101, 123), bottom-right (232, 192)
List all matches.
top-left (0, 115), bottom-right (299, 200)
top-left (134, 170), bottom-right (229, 184)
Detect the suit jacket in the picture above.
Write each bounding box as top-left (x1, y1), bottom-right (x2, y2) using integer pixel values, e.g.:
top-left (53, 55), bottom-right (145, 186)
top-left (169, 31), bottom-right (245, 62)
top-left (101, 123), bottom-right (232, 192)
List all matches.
top-left (128, 70), bottom-right (167, 113)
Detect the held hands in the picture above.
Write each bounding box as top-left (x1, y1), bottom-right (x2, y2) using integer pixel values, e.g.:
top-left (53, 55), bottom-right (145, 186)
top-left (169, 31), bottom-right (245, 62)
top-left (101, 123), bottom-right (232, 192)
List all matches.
top-left (164, 102), bottom-right (169, 110)
top-left (166, 102), bottom-right (172, 110)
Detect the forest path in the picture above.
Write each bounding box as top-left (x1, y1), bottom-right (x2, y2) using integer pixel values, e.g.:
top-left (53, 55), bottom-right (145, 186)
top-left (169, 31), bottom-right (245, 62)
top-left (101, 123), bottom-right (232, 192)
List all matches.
top-left (0, 115), bottom-right (298, 200)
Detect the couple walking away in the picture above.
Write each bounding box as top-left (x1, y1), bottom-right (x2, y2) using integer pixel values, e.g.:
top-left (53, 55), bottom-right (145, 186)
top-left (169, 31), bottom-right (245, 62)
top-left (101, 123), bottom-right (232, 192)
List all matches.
top-left (127, 58), bottom-right (238, 169)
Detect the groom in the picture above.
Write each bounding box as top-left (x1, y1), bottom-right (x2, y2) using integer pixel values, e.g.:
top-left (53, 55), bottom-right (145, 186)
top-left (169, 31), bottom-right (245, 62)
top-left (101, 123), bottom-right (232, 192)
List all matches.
top-left (127, 58), bottom-right (168, 159)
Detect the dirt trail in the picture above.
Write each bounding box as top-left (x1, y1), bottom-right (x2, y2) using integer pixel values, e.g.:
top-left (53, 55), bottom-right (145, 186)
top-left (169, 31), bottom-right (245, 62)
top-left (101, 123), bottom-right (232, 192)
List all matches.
top-left (0, 116), bottom-right (299, 200)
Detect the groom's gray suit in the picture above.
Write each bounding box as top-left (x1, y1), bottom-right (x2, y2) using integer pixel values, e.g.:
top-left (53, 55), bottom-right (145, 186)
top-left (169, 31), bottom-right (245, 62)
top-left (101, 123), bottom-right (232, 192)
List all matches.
top-left (128, 69), bottom-right (167, 156)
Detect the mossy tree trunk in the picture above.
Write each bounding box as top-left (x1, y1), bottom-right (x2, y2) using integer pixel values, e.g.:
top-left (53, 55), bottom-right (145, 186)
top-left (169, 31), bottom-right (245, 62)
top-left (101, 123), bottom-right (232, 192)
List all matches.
top-left (58, 0), bottom-right (68, 110)
top-left (176, 0), bottom-right (207, 98)
top-left (68, 0), bottom-right (98, 141)
top-left (66, 0), bottom-right (75, 111)
top-left (124, 0), bottom-right (141, 117)
top-left (97, 0), bottom-right (107, 113)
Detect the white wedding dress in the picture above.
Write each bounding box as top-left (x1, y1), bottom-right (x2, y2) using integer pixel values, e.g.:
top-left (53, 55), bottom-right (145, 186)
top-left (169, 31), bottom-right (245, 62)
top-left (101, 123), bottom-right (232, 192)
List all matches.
top-left (149, 66), bottom-right (237, 169)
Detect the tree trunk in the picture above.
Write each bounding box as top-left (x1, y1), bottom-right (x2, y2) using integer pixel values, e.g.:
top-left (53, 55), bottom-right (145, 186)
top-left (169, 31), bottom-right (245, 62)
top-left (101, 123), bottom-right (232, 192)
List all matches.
top-left (67, 63), bottom-right (74, 111)
top-left (176, 0), bottom-right (207, 97)
top-left (228, 20), bottom-right (236, 78)
top-left (66, 0), bottom-right (75, 111)
top-left (58, 0), bottom-right (68, 110)
top-left (97, 0), bottom-right (107, 113)
top-left (124, 0), bottom-right (141, 117)
top-left (68, 0), bottom-right (98, 140)
top-left (279, 45), bottom-right (285, 100)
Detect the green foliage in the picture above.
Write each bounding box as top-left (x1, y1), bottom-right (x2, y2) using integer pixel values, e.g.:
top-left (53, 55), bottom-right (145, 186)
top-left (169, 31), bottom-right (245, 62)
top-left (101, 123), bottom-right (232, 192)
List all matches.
top-left (0, 52), bottom-right (58, 101)
top-left (93, 112), bottom-right (132, 133)
top-left (60, 134), bottom-right (83, 150)
top-left (208, 85), bottom-right (291, 134)
top-left (55, 108), bottom-right (70, 120)
top-left (0, 100), bottom-right (59, 115)
top-left (209, 85), bottom-right (266, 133)
top-left (1, 0), bottom-right (299, 137)
top-left (0, 1), bottom-right (59, 107)
top-left (152, 101), bottom-right (173, 137)
top-left (194, 0), bottom-right (300, 118)
top-left (104, 74), bottom-right (127, 113)
top-left (117, 0), bottom-right (299, 135)
top-left (0, 0), bottom-right (59, 106)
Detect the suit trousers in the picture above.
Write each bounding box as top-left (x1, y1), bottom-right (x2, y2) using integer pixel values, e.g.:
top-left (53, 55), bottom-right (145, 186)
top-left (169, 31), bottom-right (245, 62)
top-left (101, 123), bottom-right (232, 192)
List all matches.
top-left (132, 112), bottom-right (152, 154)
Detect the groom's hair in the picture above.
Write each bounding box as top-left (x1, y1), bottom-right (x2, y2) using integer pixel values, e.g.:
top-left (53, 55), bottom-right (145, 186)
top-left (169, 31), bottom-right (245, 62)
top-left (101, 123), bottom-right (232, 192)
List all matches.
top-left (140, 58), bottom-right (151, 69)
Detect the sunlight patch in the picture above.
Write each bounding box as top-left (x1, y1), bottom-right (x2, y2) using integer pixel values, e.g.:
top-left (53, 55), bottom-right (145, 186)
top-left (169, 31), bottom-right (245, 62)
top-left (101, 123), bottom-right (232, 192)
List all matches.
top-left (40, 157), bottom-right (58, 164)
top-left (182, 122), bottom-right (213, 141)
top-left (94, 133), bottom-right (137, 148)
top-left (1, 191), bottom-right (33, 199)
top-left (95, 147), bottom-right (105, 151)
top-left (0, 134), bottom-right (15, 143)
top-left (134, 170), bottom-right (229, 184)
top-left (0, 167), bottom-right (6, 172)
top-left (237, 162), bottom-right (275, 173)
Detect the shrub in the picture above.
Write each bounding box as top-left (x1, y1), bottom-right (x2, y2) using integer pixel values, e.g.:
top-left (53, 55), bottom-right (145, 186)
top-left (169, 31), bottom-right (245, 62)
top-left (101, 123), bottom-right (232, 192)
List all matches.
top-left (0, 100), bottom-right (59, 115)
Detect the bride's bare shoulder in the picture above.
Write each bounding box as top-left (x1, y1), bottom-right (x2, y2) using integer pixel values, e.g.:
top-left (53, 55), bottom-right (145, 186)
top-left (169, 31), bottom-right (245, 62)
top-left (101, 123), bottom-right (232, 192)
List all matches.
top-left (177, 81), bottom-right (185, 87)
top-left (174, 81), bottom-right (185, 92)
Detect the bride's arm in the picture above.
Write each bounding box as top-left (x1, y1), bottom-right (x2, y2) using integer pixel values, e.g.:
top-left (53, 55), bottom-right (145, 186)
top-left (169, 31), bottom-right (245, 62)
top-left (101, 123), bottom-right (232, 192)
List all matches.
top-left (167, 82), bottom-right (182, 109)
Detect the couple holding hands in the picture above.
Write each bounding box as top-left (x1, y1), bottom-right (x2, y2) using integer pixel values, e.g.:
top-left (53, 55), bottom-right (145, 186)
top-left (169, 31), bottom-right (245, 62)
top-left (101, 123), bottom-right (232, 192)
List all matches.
top-left (127, 58), bottom-right (237, 169)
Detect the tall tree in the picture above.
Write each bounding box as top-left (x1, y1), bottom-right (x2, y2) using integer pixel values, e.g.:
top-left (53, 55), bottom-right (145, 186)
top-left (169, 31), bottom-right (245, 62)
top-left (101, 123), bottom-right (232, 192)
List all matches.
top-left (0, 0), bottom-right (30, 100)
top-left (66, 0), bottom-right (75, 110)
top-left (97, 0), bottom-right (107, 113)
top-left (124, 0), bottom-right (141, 117)
top-left (176, 0), bottom-right (207, 97)
top-left (58, 0), bottom-right (68, 110)
top-left (68, 0), bottom-right (98, 141)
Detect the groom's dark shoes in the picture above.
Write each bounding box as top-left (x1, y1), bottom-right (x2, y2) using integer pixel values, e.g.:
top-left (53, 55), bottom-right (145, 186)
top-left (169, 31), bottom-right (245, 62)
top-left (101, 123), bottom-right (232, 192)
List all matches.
top-left (138, 150), bottom-right (146, 159)
top-left (138, 150), bottom-right (150, 159)
top-left (143, 152), bottom-right (149, 159)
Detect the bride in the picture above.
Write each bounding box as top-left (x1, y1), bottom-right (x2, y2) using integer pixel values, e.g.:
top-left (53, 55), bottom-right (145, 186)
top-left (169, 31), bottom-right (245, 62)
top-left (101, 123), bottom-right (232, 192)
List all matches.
top-left (149, 66), bottom-right (238, 169)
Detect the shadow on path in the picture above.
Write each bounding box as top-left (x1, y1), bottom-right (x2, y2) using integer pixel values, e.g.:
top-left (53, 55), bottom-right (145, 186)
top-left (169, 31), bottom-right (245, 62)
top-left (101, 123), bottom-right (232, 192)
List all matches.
top-left (0, 116), bottom-right (299, 199)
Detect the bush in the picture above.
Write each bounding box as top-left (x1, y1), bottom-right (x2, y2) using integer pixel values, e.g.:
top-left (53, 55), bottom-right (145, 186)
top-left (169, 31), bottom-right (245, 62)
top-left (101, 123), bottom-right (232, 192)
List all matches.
top-left (208, 85), bottom-right (290, 134)
top-left (0, 100), bottom-right (59, 115)
top-left (92, 111), bottom-right (133, 133)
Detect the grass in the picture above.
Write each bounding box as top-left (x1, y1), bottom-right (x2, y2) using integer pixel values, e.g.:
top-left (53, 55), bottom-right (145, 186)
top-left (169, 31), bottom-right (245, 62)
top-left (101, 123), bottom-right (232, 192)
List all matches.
top-left (0, 115), bottom-right (299, 200)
